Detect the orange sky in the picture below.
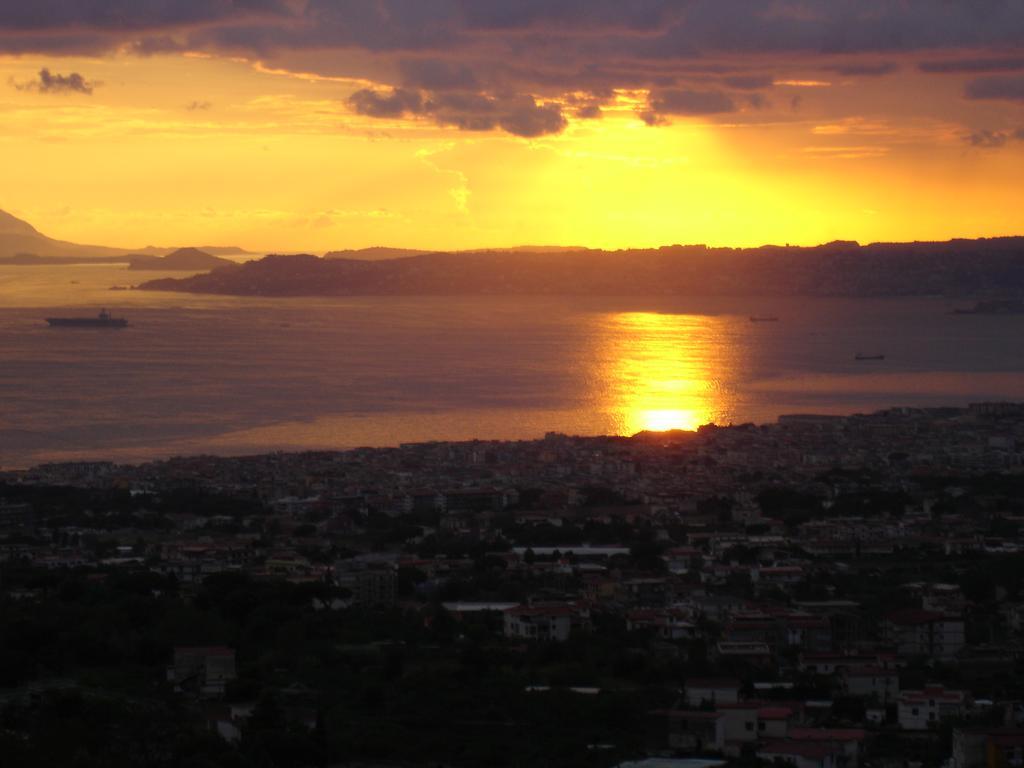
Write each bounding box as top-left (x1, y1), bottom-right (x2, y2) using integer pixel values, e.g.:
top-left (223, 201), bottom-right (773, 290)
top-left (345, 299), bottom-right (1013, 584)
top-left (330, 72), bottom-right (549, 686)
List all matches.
top-left (1, 3), bottom-right (1023, 253)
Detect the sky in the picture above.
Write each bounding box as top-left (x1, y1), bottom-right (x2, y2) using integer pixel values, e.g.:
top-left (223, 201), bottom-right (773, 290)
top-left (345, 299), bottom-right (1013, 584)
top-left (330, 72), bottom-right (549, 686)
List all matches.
top-left (1, 1), bottom-right (1024, 253)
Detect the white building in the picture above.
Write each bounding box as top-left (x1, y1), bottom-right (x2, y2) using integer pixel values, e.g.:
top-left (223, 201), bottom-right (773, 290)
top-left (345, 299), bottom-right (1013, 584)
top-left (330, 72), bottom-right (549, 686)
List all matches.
top-left (503, 604), bottom-right (578, 642)
top-left (898, 686), bottom-right (968, 730)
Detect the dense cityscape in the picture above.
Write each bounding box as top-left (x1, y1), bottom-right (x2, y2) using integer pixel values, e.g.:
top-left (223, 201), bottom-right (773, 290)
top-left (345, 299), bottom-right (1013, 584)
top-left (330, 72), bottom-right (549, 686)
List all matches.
top-left (2, 403), bottom-right (1023, 767)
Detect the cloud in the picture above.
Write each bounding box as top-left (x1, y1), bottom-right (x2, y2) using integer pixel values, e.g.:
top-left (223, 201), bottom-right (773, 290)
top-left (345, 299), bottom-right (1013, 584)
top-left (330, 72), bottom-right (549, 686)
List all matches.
top-left (398, 59), bottom-right (480, 91)
top-left (348, 86), bottom-right (567, 137)
top-left (723, 74), bottom-right (775, 90)
top-left (6, 2), bottom-right (1024, 132)
top-left (647, 89), bottom-right (736, 116)
top-left (745, 93), bottom-right (769, 110)
top-left (13, 67), bottom-right (96, 94)
top-left (186, 100), bottom-right (212, 111)
top-left (965, 75), bottom-right (1024, 102)
top-left (964, 128), bottom-right (1024, 148)
top-left (921, 56), bottom-right (1024, 74)
top-left (966, 129), bottom-right (1008, 149)
top-left (348, 87), bottom-right (423, 118)
top-left (824, 62), bottom-right (899, 77)
top-left (494, 96), bottom-right (566, 137)
top-left (0, 1), bottom-right (290, 31)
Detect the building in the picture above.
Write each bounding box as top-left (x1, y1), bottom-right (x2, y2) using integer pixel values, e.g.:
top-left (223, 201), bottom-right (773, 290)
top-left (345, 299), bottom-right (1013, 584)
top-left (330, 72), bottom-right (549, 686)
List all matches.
top-left (841, 666), bottom-right (900, 703)
top-left (759, 740), bottom-right (841, 768)
top-left (503, 603), bottom-right (582, 642)
top-left (787, 728), bottom-right (868, 768)
top-left (333, 559), bottom-right (397, 606)
top-left (684, 678), bottom-right (741, 708)
top-left (717, 703), bottom-right (760, 749)
top-left (898, 685), bottom-right (968, 730)
top-left (654, 710), bottom-right (725, 752)
top-left (168, 646), bottom-right (236, 698)
top-left (882, 609), bottom-right (966, 660)
top-left (0, 500), bottom-right (33, 528)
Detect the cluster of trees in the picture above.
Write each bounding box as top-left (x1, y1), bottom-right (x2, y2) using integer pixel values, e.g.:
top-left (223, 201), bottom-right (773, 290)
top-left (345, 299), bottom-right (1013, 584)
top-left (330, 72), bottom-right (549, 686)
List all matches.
top-left (0, 565), bottom-right (685, 766)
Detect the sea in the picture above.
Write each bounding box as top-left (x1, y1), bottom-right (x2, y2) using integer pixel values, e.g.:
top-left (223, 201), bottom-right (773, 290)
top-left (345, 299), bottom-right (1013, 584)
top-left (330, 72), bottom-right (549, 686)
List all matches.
top-left (2, 262), bottom-right (1023, 468)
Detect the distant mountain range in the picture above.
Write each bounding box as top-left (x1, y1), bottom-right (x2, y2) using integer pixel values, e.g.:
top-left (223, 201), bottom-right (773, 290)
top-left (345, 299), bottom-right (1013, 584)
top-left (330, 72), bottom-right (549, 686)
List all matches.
top-left (0, 208), bottom-right (249, 262)
top-left (139, 237), bottom-right (1024, 298)
top-left (323, 245), bottom-right (588, 261)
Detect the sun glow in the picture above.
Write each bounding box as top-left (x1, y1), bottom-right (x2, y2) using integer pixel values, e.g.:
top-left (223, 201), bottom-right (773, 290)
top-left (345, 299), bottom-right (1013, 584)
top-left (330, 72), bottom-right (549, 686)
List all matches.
top-left (601, 311), bottom-right (738, 435)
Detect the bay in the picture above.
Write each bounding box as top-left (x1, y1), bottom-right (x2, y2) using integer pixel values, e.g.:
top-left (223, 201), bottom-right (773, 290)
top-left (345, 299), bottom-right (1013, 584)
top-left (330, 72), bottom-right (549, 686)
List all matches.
top-left (1, 263), bottom-right (1023, 468)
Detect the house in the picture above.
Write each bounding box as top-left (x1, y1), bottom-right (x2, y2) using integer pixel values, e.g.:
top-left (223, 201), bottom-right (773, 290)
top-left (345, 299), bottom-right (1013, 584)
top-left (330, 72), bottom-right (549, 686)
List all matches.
top-left (841, 666), bottom-right (900, 703)
top-left (898, 685), bottom-right (969, 730)
top-left (757, 705), bottom-right (800, 739)
top-left (333, 559), bottom-right (397, 606)
top-left (504, 603), bottom-right (584, 642)
top-left (653, 710), bottom-right (725, 752)
top-left (684, 678), bottom-right (741, 708)
top-left (168, 646), bottom-right (236, 697)
top-left (717, 702), bottom-right (760, 749)
top-left (715, 641), bottom-right (772, 666)
top-left (759, 740), bottom-right (841, 768)
top-left (882, 609), bottom-right (965, 660)
top-left (788, 728), bottom-right (868, 768)
top-left (628, 609), bottom-right (697, 640)
top-left (798, 651), bottom-right (901, 676)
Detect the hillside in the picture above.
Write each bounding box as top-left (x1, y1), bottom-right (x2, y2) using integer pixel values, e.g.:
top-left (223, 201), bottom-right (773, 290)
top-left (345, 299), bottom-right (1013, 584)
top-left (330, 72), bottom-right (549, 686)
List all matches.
top-left (0, 208), bottom-right (249, 261)
top-left (127, 247), bottom-right (235, 271)
top-left (323, 245), bottom-right (589, 260)
top-left (324, 247), bottom-right (437, 261)
top-left (138, 237), bottom-right (1024, 298)
top-left (0, 209), bottom-right (133, 260)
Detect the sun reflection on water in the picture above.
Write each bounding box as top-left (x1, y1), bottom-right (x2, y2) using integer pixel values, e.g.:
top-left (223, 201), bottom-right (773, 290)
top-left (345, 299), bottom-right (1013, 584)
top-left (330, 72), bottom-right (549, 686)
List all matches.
top-left (601, 311), bottom-right (737, 434)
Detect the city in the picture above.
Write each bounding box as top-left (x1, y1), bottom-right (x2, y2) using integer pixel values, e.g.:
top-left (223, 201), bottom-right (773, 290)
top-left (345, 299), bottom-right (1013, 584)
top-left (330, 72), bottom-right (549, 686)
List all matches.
top-left (2, 403), bottom-right (1023, 766)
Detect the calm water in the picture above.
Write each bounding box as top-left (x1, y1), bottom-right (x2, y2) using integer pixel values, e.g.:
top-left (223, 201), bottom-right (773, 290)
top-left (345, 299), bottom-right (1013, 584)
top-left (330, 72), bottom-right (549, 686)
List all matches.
top-left (1, 263), bottom-right (1023, 467)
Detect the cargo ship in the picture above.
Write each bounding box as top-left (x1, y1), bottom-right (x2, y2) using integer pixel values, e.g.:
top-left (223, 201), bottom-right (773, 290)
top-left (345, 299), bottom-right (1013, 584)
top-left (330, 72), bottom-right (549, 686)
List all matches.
top-left (45, 309), bottom-right (128, 328)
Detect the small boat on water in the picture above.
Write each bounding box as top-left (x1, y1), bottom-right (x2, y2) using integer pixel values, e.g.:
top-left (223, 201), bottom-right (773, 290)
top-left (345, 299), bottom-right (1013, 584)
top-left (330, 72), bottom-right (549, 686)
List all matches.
top-left (45, 309), bottom-right (128, 328)
top-left (854, 353), bottom-right (885, 361)
top-left (749, 316), bottom-right (779, 322)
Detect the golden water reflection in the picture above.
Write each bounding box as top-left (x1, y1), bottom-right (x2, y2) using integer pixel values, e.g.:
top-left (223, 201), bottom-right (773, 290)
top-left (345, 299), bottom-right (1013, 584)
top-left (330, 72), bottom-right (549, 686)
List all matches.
top-left (600, 311), bottom-right (738, 434)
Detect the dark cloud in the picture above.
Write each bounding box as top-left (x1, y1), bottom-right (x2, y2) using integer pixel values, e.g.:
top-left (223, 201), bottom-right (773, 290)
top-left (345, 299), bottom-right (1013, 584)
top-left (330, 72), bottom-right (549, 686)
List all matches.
top-left (824, 61), bottom-right (899, 76)
top-left (5, 2), bottom-right (1024, 132)
top-left (348, 87), bottom-right (424, 118)
top-left (965, 75), bottom-right (1024, 102)
top-left (723, 74), bottom-right (774, 90)
top-left (129, 35), bottom-right (189, 56)
top-left (575, 103), bottom-right (602, 119)
top-left (648, 89), bottom-right (736, 116)
top-left (494, 96), bottom-right (566, 137)
top-left (966, 129), bottom-right (1008, 148)
top-left (13, 67), bottom-right (96, 94)
top-left (6, 2), bottom-right (1024, 61)
top-left (348, 86), bottom-right (567, 137)
top-left (457, 0), bottom-right (679, 31)
top-left (186, 100), bottom-right (212, 111)
top-left (398, 59), bottom-right (479, 91)
top-left (745, 93), bottom-right (769, 110)
top-left (921, 56), bottom-right (1024, 74)
top-left (0, 0), bottom-right (290, 31)
top-left (964, 128), bottom-right (1024, 148)
top-left (638, 110), bottom-right (670, 127)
